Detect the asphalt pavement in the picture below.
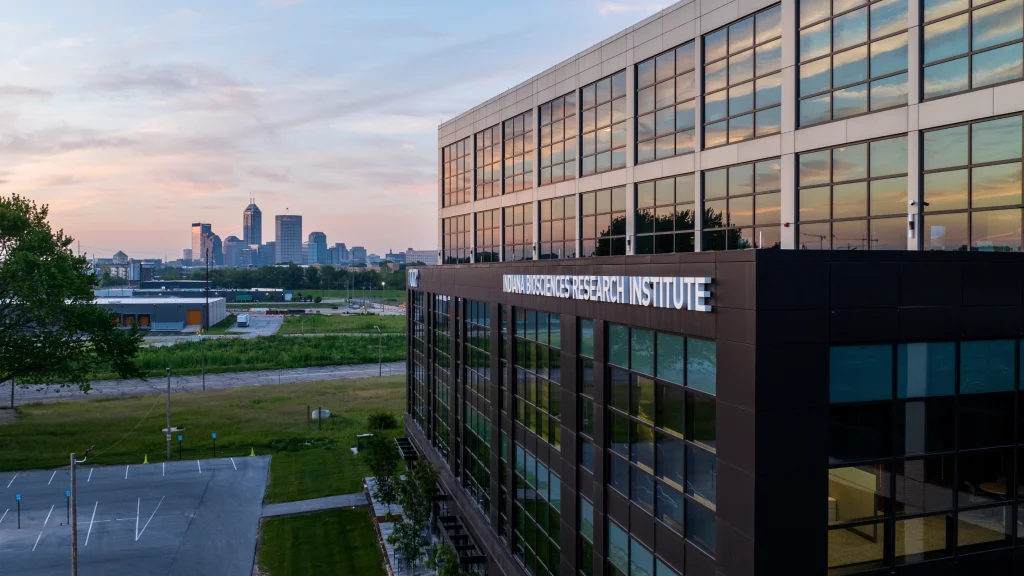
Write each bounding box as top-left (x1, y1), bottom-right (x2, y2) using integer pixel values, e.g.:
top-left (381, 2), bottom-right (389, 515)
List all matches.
top-left (0, 456), bottom-right (270, 576)
top-left (9, 361), bottom-right (407, 404)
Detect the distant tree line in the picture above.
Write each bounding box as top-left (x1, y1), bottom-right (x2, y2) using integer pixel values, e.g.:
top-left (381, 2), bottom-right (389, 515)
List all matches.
top-left (158, 263), bottom-right (416, 292)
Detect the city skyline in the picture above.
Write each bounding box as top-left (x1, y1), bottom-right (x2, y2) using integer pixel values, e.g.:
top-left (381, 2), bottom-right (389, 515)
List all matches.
top-left (5, 0), bottom-right (666, 260)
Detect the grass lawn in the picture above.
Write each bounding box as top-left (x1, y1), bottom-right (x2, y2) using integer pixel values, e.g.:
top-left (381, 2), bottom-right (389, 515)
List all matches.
top-left (203, 313), bottom-right (237, 335)
top-left (0, 376), bottom-right (405, 499)
top-left (301, 289), bottom-right (405, 305)
top-left (279, 314), bottom-right (406, 335)
top-left (258, 508), bottom-right (385, 576)
top-left (88, 334), bottom-right (406, 380)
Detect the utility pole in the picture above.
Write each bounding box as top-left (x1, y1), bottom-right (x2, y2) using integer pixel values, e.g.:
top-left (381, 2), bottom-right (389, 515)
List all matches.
top-left (166, 368), bottom-right (172, 460)
top-left (70, 446), bottom-right (93, 576)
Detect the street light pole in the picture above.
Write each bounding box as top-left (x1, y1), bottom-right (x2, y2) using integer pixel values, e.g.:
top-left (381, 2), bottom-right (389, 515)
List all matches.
top-left (374, 326), bottom-right (382, 377)
top-left (203, 248), bottom-right (209, 392)
top-left (166, 368), bottom-right (172, 460)
top-left (70, 446), bottom-right (94, 576)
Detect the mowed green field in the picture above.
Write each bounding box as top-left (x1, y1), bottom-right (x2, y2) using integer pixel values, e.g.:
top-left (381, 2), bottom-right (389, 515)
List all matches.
top-left (258, 509), bottom-right (386, 576)
top-left (0, 376), bottom-right (405, 501)
top-left (278, 314), bottom-right (406, 335)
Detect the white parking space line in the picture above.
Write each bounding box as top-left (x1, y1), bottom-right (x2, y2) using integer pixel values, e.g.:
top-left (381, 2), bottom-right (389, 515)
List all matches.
top-left (32, 504), bottom-right (53, 551)
top-left (85, 502), bottom-right (98, 547)
top-left (6, 474), bottom-right (16, 488)
top-left (87, 469), bottom-right (93, 483)
top-left (135, 499), bottom-right (139, 541)
top-left (197, 461), bottom-right (202, 474)
top-left (48, 471), bottom-right (56, 485)
top-left (125, 465), bottom-right (129, 480)
top-left (162, 463), bottom-right (165, 477)
top-left (230, 458), bottom-right (237, 470)
top-left (136, 496), bottom-right (164, 541)
top-left (0, 509), bottom-right (7, 526)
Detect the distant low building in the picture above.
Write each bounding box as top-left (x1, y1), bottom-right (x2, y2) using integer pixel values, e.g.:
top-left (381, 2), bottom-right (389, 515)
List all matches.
top-left (405, 248), bottom-right (438, 266)
top-left (385, 250), bottom-right (406, 264)
top-left (95, 297), bottom-right (227, 331)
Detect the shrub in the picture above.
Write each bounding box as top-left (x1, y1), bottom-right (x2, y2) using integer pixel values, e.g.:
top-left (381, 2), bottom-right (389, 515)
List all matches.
top-left (367, 411), bottom-right (399, 430)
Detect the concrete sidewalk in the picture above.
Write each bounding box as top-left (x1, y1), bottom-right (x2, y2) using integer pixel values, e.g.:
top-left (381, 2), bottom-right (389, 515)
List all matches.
top-left (261, 492), bottom-right (368, 518)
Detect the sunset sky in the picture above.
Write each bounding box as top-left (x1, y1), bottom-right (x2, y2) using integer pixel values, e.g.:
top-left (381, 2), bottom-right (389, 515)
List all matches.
top-left (3, 0), bottom-right (663, 259)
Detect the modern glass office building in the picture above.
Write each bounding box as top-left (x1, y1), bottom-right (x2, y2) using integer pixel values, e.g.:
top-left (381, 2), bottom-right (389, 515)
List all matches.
top-left (406, 0), bottom-right (1024, 574)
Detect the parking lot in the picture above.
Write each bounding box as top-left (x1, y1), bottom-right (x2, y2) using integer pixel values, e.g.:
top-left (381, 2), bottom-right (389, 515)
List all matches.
top-left (0, 456), bottom-right (270, 576)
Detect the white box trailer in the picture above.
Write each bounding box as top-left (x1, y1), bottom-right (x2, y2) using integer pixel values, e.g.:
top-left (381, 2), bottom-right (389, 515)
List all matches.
top-left (237, 314), bottom-right (250, 327)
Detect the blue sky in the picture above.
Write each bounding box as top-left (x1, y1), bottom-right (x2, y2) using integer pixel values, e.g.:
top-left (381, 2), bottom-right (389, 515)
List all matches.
top-left (2, 0), bottom-right (664, 258)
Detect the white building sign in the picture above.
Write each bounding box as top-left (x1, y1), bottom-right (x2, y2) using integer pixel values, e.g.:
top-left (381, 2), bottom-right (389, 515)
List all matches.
top-left (502, 275), bottom-right (713, 312)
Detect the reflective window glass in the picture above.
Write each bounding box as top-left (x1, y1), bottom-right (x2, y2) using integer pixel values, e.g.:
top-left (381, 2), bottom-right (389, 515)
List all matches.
top-left (923, 0), bottom-right (1024, 99)
top-left (704, 5), bottom-right (783, 146)
top-left (897, 343), bottom-right (955, 398)
top-left (830, 345), bottom-right (892, 403)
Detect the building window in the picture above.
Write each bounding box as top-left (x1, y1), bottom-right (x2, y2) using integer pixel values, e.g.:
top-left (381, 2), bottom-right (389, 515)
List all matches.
top-left (506, 110), bottom-right (535, 193)
top-left (475, 209), bottom-right (500, 263)
top-left (475, 124), bottom-right (502, 200)
top-left (410, 292), bottom-right (428, 429)
top-left (921, 114), bottom-right (1024, 251)
top-left (637, 41), bottom-right (697, 163)
top-left (579, 319), bottom-right (596, 474)
top-left (797, 135), bottom-right (909, 250)
top-left (703, 5), bottom-right (783, 148)
top-left (798, 0), bottom-right (909, 126)
top-left (579, 497), bottom-right (595, 576)
top-left (636, 174), bottom-right (696, 254)
top-left (581, 71), bottom-right (628, 176)
top-left (605, 520), bottom-right (681, 576)
top-left (702, 158), bottom-right (782, 250)
top-left (540, 93), bottom-right (577, 186)
top-left (540, 195), bottom-right (576, 259)
top-left (442, 136), bottom-right (471, 207)
top-left (827, 340), bottom-right (1023, 574)
top-left (433, 295), bottom-right (452, 463)
top-left (922, 0), bottom-right (1024, 100)
top-left (514, 309), bottom-right (562, 450)
top-left (442, 214), bottom-right (471, 264)
top-left (504, 203), bottom-right (534, 261)
top-left (606, 324), bottom-right (715, 551)
top-left (513, 443), bottom-right (562, 575)
top-left (581, 187), bottom-right (627, 256)
top-left (463, 299), bottom-right (492, 515)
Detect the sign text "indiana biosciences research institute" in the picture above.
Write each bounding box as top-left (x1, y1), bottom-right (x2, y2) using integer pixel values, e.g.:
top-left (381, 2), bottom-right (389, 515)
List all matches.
top-left (502, 275), bottom-right (713, 312)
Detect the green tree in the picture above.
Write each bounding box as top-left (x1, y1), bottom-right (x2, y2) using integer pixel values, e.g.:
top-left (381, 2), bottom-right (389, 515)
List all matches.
top-left (303, 266), bottom-right (320, 289)
top-left (389, 520), bottom-right (425, 575)
top-left (425, 543), bottom-right (468, 576)
top-left (387, 458), bottom-right (440, 575)
top-left (363, 434), bottom-right (400, 519)
top-left (0, 195), bottom-right (144, 405)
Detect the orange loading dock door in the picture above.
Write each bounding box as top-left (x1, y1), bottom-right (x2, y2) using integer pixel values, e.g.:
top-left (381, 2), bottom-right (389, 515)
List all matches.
top-left (186, 309), bottom-right (202, 326)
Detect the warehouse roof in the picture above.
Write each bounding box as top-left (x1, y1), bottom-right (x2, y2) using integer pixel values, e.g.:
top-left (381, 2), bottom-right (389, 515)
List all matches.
top-left (94, 298), bottom-right (226, 305)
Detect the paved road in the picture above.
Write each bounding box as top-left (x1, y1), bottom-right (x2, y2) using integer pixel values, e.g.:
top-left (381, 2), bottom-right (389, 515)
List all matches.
top-left (143, 315), bottom-right (283, 347)
top-left (261, 492), bottom-right (368, 518)
top-left (0, 456), bottom-right (270, 576)
top-left (8, 361), bottom-right (407, 404)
